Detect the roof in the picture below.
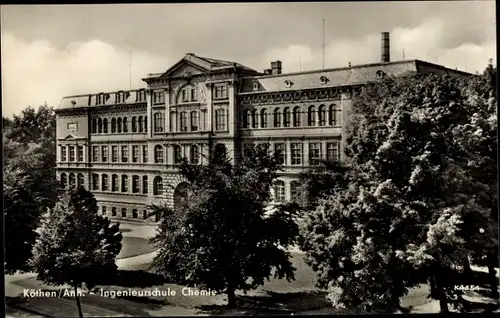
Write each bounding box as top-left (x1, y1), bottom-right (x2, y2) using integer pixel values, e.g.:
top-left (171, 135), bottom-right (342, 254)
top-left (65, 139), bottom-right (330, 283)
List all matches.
top-left (56, 89), bottom-right (146, 111)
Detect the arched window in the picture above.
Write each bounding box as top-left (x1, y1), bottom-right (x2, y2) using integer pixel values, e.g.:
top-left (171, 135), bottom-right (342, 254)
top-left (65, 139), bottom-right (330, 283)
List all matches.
top-left (144, 116), bottom-right (148, 132)
top-left (153, 176), bottom-right (163, 195)
top-left (308, 106), bottom-right (316, 126)
top-left (190, 145), bottom-right (199, 164)
top-left (91, 119), bottom-right (97, 134)
top-left (243, 109), bottom-right (251, 128)
top-left (77, 173), bottom-right (84, 188)
top-left (154, 113), bottom-right (164, 132)
top-left (97, 118), bottom-right (103, 134)
top-left (121, 208), bottom-right (127, 218)
top-left (102, 174), bottom-right (109, 191)
top-left (260, 109), bottom-right (268, 128)
top-left (117, 118), bottom-right (122, 133)
top-left (92, 173), bottom-right (99, 191)
top-left (275, 180), bottom-right (285, 202)
top-left (174, 145), bottom-right (182, 164)
top-left (132, 117), bottom-right (137, 132)
top-left (174, 182), bottom-right (190, 209)
top-left (283, 107), bottom-right (291, 127)
top-left (61, 173), bottom-right (68, 189)
top-left (329, 104), bottom-right (341, 126)
top-left (154, 145), bottom-right (164, 163)
top-left (273, 108), bottom-right (281, 127)
top-left (103, 118), bottom-right (108, 133)
top-left (318, 105), bottom-right (326, 126)
top-left (121, 175), bottom-right (128, 192)
top-left (293, 107), bottom-right (301, 127)
top-left (252, 110), bottom-right (259, 128)
top-left (112, 174), bottom-right (119, 191)
top-left (180, 112), bottom-right (188, 132)
top-left (123, 117), bottom-right (128, 133)
top-left (111, 118), bottom-right (117, 133)
top-left (138, 116), bottom-right (143, 132)
top-left (69, 173), bottom-right (76, 190)
top-left (190, 111), bottom-right (198, 131)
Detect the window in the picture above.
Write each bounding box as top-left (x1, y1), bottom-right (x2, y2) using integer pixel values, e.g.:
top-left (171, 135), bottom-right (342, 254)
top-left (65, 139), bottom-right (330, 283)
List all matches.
top-left (77, 173), bottom-right (84, 188)
top-left (154, 176), bottom-right (163, 195)
top-left (327, 142), bottom-right (340, 161)
top-left (291, 143), bottom-right (302, 165)
top-left (318, 105), bottom-right (326, 126)
top-left (121, 175), bottom-right (128, 192)
top-left (112, 207), bottom-right (117, 216)
top-left (260, 109), bottom-right (268, 128)
top-left (112, 146), bottom-right (118, 162)
top-left (309, 143), bottom-right (321, 166)
top-left (291, 181), bottom-right (302, 204)
top-left (275, 180), bottom-right (285, 202)
top-left (243, 143), bottom-right (253, 158)
top-left (274, 143), bottom-right (285, 165)
top-left (91, 119), bottom-right (97, 134)
top-left (190, 145), bottom-right (200, 164)
top-left (102, 174), bottom-right (109, 191)
top-left (283, 107), bottom-right (291, 127)
top-left (102, 206), bottom-right (107, 215)
top-left (117, 118), bottom-right (122, 133)
top-left (123, 117), bottom-right (128, 133)
top-left (308, 106), bottom-right (316, 126)
top-left (98, 118), bottom-right (103, 134)
top-left (132, 146), bottom-right (139, 163)
top-left (215, 109), bottom-right (226, 131)
top-left (181, 88), bottom-right (188, 102)
top-left (61, 146), bottom-right (67, 161)
top-left (112, 174), bottom-right (119, 191)
top-left (329, 104), bottom-right (341, 125)
top-left (142, 145), bottom-right (148, 163)
top-left (153, 91), bottom-right (164, 104)
top-left (144, 116), bottom-right (147, 132)
top-left (138, 116), bottom-right (143, 132)
top-left (103, 119), bottom-right (108, 133)
top-left (132, 175), bottom-right (140, 193)
top-left (274, 108), bottom-right (281, 127)
top-left (61, 173), bottom-right (68, 189)
top-left (293, 107), bottom-right (301, 127)
top-left (132, 117), bottom-right (137, 132)
top-left (190, 111), bottom-right (198, 131)
top-left (143, 210), bottom-right (148, 220)
top-left (154, 113), bottom-right (164, 132)
top-left (154, 145), bottom-right (164, 163)
top-left (101, 146), bottom-right (108, 162)
top-left (121, 145), bottom-right (128, 163)
top-left (92, 146), bottom-right (99, 162)
top-left (142, 176), bottom-right (148, 194)
top-left (132, 209), bottom-right (138, 219)
top-left (214, 144), bottom-right (226, 157)
top-left (111, 118), bottom-right (117, 133)
top-left (190, 87), bottom-right (197, 101)
top-left (69, 146), bottom-right (75, 162)
top-left (252, 110), bottom-right (259, 128)
top-left (180, 112), bottom-right (188, 132)
top-left (243, 110), bottom-right (251, 128)
top-left (69, 173), bottom-right (76, 190)
top-left (174, 145), bottom-right (182, 164)
top-left (214, 84), bottom-right (227, 99)
top-left (92, 174), bottom-right (99, 191)
top-left (121, 208), bottom-right (127, 218)
top-left (77, 146), bottom-right (84, 162)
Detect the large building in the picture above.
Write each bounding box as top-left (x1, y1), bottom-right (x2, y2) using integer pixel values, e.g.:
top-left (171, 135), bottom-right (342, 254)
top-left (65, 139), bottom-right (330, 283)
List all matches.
top-left (55, 33), bottom-right (470, 223)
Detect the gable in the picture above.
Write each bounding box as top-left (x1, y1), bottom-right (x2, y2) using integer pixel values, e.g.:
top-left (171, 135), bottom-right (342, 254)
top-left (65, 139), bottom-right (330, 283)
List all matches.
top-left (161, 60), bottom-right (209, 79)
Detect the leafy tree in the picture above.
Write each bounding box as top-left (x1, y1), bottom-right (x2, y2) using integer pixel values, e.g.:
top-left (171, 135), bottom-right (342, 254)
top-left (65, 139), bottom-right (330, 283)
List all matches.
top-left (149, 143), bottom-right (299, 308)
top-left (299, 71), bottom-right (494, 313)
top-left (30, 187), bottom-right (122, 318)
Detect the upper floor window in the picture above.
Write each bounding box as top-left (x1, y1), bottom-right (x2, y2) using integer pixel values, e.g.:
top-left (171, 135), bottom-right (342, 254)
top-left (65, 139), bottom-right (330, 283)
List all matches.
top-left (274, 143), bottom-right (285, 165)
top-left (142, 145), bottom-right (148, 163)
top-left (273, 108), bottom-right (281, 128)
top-left (112, 174), bottom-right (119, 191)
top-left (293, 107), bottom-right (301, 127)
top-left (327, 142), bottom-right (340, 161)
top-left (174, 145), bottom-right (182, 164)
top-left (154, 113), bottom-right (164, 132)
top-left (69, 146), bottom-right (75, 162)
top-left (111, 118), bottom-right (117, 133)
top-left (138, 116), bottom-right (143, 132)
top-left (132, 175), bottom-right (140, 193)
top-left (252, 110), bottom-right (259, 129)
top-left (154, 145), bottom-right (164, 163)
top-left (190, 87), bottom-right (197, 101)
top-left (121, 145), bottom-right (128, 163)
top-left (291, 143), bottom-right (302, 165)
top-left (117, 118), bottom-right (123, 133)
top-left (121, 175), bottom-right (129, 192)
top-left (260, 109), bottom-right (268, 128)
top-left (243, 109), bottom-right (251, 129)
top-left (60, 173), bottom-right (68, 189)
top-left (101, 146), bottom-right (108, 162)
top-left (318, 105), bottom-right (326, 126)
top-left (283, 108), bottom-right (291, 127)
top-left (122, 117), bottom-right (128, 133)
top-left (181, 89), bottom-right (188, 102)
top-left (153, 91), bottom-right (164, 104)
top-left (77, 173), bottom-right (84, 188)
top-left (190, 145), bottom-right (199, 164)
top-left (92, 146), bottom-right (99, 162)
top-left (103, 119), bottom-right (108, 133)
top-left (102, 174), bottom-right (109, 191)
top-left (69, 173), bottom-right (76, 190)
top-left (180, 112), bottom-right (188, 132)
top-left (112, 146), bottom-right (118, 162)
top-left (92, 173), bottom-right (99, 191)
top-left (132, 145), bottom-right (139, 163)
top-left (142, 176), bottom-right (148, 194)
top-left (214, 84), bottom-right (227, 99)
top-left (190, 111), bottom-right (198, 131)
top-left (308, 106), bottom-right (316, 126)
top-left (153, 176), bottom-right (163, 195)
top-left (61, 146), bottom-right (67, 162)
top-left (309, 142), bottom-right (321, 166)
top-left (215, 109), bottom-right (226, 131)
top-left (329, 104), bottom-right (341, 126)
top-left (98, 118), bottom-right (103, 134)
top-left (132, 117), bottom-right (137, 132)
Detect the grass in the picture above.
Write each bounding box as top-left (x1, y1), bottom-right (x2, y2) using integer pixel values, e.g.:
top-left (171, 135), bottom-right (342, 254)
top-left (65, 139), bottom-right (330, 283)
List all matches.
top-left (117, 236), bottom-right (156, 259)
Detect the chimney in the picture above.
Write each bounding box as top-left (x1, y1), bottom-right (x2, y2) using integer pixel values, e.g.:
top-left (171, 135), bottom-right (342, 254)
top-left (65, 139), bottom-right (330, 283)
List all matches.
top-left (381, 32), bottom-right (390, 63)
top-left (270, 60), bottom-right (282, 75)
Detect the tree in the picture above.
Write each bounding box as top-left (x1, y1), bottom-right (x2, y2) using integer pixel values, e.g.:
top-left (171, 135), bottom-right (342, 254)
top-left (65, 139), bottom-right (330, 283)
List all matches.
top-left (299, 71), bottom-right (492, 313)
top-left (30, 187), bottom-right (122, 318)
top-left (149, 143), bottom-right (299, 308)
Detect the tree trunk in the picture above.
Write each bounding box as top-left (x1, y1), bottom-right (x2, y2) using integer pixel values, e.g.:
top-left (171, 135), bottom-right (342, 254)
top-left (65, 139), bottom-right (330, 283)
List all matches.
top-left (429, 275), bottom-right (437, 298)
top-left (226, 285), bottom-right (237, 308)
top-left (487, 253), bottom-right (499, 298)
top-left (434, 273), bottom-right (449, 313)
top-left (463, 255), bottom-right (473, 278)
top-left (74, 285), bottom-right (84, 318)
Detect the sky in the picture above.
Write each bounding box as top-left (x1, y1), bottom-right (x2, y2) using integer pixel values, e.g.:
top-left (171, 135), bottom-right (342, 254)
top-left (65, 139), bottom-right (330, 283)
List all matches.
top-left (1, 2), bottom-right (496, 117)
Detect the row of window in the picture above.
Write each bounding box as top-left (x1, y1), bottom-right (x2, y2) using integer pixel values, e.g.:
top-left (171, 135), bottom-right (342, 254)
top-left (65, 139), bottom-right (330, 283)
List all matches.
top-left (91, 116), bottom-right (148, 134)
top-left (100, 206), bottom-right (158, 221)
top-left (60, 173), bottom-right (165, 196)
top-left (153, 109), bottom-right (226, 133)
top-left (242, 104), bottom-right (341, 129)
top-left (243, 141), bottom-right (340, 166)
top-left (274, 180), bottom-right (303, 203)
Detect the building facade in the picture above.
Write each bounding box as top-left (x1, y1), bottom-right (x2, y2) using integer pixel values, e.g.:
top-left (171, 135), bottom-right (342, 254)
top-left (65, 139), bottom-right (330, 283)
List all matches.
top-left (55, 33), bottom-right (470, 223)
